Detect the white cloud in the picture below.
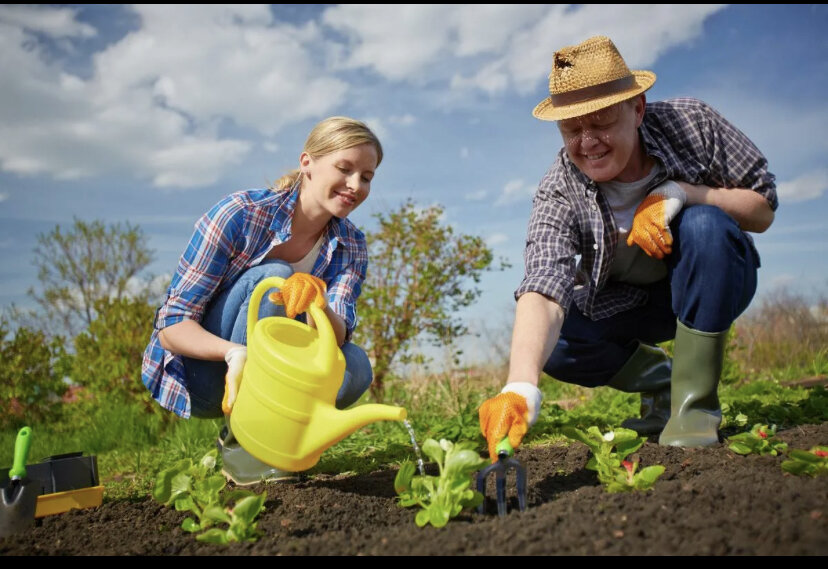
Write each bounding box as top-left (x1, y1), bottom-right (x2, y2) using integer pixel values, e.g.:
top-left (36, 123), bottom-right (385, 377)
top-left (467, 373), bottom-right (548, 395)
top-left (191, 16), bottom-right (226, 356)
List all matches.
top-left (0, 5), bottom-right (346, 189)
top-left (465, 189), bottom-right (487, 201)
top-left (486, 232), bottom-right (508, 246)
top-left (460, 147), bottom-right (469, 159)
top-left (389, 114), bottom-right (416, 126)
top-left (495, 179), bottom-right (535, 205)
top-left (0, 4), bottom-right (96, 38)
top-left (776, 170), bottom-right (828, 203)
top-left (0, 192), bottom-right (8, 203)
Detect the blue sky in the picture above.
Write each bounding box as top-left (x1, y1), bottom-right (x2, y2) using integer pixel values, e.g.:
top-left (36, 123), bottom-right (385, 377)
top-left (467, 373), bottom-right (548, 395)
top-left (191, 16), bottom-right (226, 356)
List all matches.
top-left (1, 4), bottom-right (826, 365)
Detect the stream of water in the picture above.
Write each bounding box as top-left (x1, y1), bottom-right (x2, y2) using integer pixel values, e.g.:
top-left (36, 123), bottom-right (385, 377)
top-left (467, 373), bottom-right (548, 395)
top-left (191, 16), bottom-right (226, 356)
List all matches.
top-left (402, 419), bottom-right (425, 476)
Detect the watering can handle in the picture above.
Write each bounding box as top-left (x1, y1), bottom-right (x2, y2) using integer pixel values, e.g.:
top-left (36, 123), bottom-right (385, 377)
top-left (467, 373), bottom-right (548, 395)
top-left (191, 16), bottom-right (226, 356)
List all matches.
top-left (246, 276), bottom-right (337, 372)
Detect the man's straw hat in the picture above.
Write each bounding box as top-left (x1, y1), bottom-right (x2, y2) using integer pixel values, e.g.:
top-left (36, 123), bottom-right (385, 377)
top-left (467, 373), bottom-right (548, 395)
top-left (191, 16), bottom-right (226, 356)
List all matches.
top-left (532, 35), bottom-right (656, 122)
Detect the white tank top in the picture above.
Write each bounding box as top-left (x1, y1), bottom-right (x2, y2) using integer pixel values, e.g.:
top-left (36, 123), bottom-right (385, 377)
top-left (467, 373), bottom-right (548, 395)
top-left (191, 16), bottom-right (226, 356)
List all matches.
top-left (290, 233), bottom-right (324, 274)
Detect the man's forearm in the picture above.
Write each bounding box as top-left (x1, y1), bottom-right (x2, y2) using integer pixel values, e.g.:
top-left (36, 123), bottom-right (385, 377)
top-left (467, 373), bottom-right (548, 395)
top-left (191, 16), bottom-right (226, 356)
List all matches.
top-left (680, 183), bottom-right (775, 233)
top-left (507, 292), bottom-right (565, 386)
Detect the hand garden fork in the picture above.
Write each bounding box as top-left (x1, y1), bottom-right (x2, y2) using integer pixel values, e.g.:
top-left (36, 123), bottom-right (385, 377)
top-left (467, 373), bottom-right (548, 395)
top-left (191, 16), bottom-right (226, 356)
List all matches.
top-left (476, 438), bottom-right (527, 518)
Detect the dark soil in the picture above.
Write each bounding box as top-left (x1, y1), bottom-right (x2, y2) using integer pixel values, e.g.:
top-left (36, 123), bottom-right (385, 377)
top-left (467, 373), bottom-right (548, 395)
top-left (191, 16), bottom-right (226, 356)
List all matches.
top-left (2, 423), bottom-right (826, 556)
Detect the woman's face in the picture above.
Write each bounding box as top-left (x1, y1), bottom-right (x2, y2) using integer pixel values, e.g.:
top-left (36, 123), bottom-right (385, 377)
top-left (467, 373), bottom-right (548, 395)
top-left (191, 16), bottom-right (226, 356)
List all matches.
top-left (301, 143), bottom-right (379, 219)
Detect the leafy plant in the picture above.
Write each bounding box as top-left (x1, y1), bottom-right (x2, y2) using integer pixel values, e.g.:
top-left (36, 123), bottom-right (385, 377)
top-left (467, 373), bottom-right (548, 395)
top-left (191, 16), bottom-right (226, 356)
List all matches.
top-left (726, 423), bottom-right (788, 456)
top-left (394, 438), bottom-right (486, 528)
top-left (781, 446), bottom-right (828, 477)
top-left (355, 200), bottom-right (509, 401)
top-left (152, 449), bottom-right (266, 544)
top-left (0, 316), bottom-right (71, 429)
top-left (561, 426), bottom-right (665, 493)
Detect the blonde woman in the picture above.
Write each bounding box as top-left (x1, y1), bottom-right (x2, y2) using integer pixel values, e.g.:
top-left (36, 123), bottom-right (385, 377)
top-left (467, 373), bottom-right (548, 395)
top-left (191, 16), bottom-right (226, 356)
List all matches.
top-left (142, 116), bottom-right (382, 484)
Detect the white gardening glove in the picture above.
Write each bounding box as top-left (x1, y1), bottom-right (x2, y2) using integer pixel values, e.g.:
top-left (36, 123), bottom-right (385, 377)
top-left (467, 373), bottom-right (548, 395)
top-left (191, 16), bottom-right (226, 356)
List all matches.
top-left (478, 382), bottom-right (543, 463)
top-left (221, 346), bottom-right (247, 415)
top-left (627, 180), bottom-right (687, 259)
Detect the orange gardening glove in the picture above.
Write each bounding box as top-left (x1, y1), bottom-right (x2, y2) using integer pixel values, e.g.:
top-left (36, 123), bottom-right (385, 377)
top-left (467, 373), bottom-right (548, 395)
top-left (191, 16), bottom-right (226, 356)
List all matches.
top-left (626, 180), bottom-right (687, 259)
top-left (268, 272), bottom-right (327, 318)
top-left (478, 383), bottom-right (543, 463)
top-left (221, 346), bottom-right (247, 415)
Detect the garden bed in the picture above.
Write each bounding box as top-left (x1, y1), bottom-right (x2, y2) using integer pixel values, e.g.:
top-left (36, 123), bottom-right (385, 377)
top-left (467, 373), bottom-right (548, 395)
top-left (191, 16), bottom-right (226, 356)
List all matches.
top-left (2, 423), bottom-right (826, 556)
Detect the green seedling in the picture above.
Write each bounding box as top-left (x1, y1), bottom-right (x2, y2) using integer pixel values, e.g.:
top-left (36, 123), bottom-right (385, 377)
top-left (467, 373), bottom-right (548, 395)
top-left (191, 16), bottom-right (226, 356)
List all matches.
top-left (394, 438), bottom-right (486, 528)
top-left (562, 426), bottom-right (665, 493)
top-left (152, 449), bottom-right (266, 544)
top-left (781, 446), bottom-right (828, 477)
top-left (727, 423), bottom-right (788, 456)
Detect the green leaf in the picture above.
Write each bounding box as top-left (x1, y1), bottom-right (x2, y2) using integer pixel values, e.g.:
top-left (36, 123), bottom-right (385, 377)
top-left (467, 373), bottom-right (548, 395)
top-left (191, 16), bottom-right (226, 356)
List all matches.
top-left (181, 517), bottom-right (201, 533)
top-left (728, 442), bottom-right (754, 455)
top-left (414, 509), bottom-right (431, 527)
top-left (232, 494), bottom-right (267, 525)
top-left (196, 528), bottom-right (230, 544)
top-left (394, 461), bottom-right (415, 494)
top-left (636, 465), bottom-right (665, 486)
top-left (202, 504), bottom-right (231, 525)
top-left (421, 438), bottom-right (445, 464)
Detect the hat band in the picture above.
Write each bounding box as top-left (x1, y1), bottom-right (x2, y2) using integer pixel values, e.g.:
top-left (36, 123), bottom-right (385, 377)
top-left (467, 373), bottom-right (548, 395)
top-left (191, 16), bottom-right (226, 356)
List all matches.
top-left (549, 75), bottom-right (636, 107)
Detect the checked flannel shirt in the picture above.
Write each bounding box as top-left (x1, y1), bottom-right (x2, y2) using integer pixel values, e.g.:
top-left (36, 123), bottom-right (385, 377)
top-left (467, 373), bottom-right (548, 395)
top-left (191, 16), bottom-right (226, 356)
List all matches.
top-left (141, 187), bottom-right (368, 418)
top-left (515, 97), bottom-right (778, 319)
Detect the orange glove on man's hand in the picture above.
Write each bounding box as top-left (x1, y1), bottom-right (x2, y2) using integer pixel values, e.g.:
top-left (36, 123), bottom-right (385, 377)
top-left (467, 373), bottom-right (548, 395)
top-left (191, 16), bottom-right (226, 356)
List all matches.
top-left (627, 180), bottom-right (686, 259)
top-left (221, 346), bottom-right (247, 415)
top-left (268, 272), bottom-right (327, 318)
top-left (478, 382), bottom-right (543, 463)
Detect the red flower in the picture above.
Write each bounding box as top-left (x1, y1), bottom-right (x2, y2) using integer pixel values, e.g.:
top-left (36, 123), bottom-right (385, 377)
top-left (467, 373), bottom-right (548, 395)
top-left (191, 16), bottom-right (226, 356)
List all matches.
top-left (622, 460), bottom-right (634, 474)
top-left (757, 429), bottom-right (767, 439)
top-left (814, 450), bottom-right (828, 458)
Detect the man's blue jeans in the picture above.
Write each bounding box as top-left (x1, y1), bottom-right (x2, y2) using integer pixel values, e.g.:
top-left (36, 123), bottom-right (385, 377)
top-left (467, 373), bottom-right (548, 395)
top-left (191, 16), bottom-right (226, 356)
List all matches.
top-left (543, 205), bottom-right (759, 388)
top-left (182, 260), bottom-right (374, 418)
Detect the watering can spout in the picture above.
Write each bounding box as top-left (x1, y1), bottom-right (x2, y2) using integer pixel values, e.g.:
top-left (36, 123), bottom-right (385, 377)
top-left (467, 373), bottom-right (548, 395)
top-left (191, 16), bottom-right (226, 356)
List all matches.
top-left (301, 403), bottom-right (407, 460)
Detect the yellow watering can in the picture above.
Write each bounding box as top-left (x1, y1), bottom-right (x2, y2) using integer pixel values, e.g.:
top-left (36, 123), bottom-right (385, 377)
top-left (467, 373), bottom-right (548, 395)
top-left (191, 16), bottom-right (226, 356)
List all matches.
top-left (229, 276), bottom-right (407, 472)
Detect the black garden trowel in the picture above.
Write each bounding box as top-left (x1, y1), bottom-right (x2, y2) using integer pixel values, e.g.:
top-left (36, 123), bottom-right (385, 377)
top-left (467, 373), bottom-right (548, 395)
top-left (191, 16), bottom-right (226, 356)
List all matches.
top-left (0, 427), bottom-right (38, 539)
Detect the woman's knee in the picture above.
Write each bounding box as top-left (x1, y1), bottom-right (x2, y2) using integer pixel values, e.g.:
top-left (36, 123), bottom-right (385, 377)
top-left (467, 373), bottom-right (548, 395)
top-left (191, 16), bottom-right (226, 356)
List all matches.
top-left (336, 343), bottom-right (374, 408)
top-left (239, 260), bottom-right (294, 286)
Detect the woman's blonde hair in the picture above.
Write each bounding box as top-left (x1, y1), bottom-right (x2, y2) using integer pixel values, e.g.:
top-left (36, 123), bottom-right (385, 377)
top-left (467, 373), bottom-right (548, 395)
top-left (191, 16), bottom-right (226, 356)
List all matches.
top-left (272, 116), bottom-right (383, 191)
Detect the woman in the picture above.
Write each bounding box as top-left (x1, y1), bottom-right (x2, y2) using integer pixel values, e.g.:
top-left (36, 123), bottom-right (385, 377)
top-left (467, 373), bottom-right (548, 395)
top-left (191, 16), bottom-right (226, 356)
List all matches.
top-left (142, 116), bottom-right (382, 484)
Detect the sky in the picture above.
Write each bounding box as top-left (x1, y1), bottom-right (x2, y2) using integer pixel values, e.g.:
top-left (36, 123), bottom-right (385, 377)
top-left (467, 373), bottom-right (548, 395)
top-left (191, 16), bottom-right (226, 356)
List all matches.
top-left (1, 4), bottom-right (826, 366)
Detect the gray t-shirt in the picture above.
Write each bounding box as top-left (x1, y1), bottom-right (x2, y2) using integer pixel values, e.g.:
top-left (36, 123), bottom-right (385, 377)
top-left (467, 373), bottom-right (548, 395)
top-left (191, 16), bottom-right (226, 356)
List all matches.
top-left (598, 162), bottom-right (668, 285)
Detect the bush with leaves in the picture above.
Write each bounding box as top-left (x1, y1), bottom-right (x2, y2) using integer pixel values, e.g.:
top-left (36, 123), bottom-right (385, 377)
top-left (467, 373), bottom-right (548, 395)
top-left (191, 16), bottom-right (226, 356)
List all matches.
top-left (70, 296), bottom-right (162, 417)
top-left (355, 200), bottom-right (508, 401)
top-left (0, 316), bottom-right (71, 429)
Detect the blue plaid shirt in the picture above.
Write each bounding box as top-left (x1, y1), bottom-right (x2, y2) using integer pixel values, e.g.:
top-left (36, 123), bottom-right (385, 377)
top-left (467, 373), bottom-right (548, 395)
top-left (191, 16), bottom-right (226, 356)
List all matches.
top-left (515, 98), bottom-right (778, 319)
top-left (141, 187), bottom-right (368, 418)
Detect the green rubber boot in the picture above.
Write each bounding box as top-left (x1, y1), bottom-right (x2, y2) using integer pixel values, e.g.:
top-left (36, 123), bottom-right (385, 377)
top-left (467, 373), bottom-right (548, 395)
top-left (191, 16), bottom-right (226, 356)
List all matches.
top-left (658, 321), bottom-right (728, 448)
top-left (607, 343), bottom-right (672, 436)
top-left (217, 420), bottom-right (298, 485)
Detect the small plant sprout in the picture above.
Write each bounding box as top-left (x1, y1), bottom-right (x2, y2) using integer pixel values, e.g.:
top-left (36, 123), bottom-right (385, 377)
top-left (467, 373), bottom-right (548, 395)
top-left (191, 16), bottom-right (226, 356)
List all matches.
top-left (152, 449), bottom-right (267, 544)
top-left (394, 438), bottom-right (486, 528)
top-left (561, 426), bottom-right (665, 493)
top-left (727, 424), bottom-right (788, 456)
top-left (781, 446), bottom-right (828, 477)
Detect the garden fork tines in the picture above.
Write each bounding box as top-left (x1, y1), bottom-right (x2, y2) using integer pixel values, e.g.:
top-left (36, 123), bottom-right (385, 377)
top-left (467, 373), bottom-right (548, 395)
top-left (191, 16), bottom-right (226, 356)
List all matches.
top-left (476, 438), bottom-right (527, 518)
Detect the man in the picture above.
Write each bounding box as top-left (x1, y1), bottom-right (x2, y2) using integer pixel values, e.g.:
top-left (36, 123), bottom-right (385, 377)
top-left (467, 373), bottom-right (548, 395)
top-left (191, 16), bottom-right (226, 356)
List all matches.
top-left (478, 35), bottom-right (777, 460)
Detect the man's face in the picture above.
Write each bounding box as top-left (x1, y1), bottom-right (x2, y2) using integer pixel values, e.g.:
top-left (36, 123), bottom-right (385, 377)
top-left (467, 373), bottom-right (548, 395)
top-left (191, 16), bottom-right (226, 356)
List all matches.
top-left (557, 96), bottom-right (646, 183)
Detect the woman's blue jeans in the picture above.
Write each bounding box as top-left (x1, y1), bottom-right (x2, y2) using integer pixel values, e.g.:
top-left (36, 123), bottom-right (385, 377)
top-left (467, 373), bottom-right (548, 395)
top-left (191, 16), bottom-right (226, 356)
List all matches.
top-left (543, 205), bottom-right (759, 388)
top-left (182, 260), bottom-right (374, 418)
